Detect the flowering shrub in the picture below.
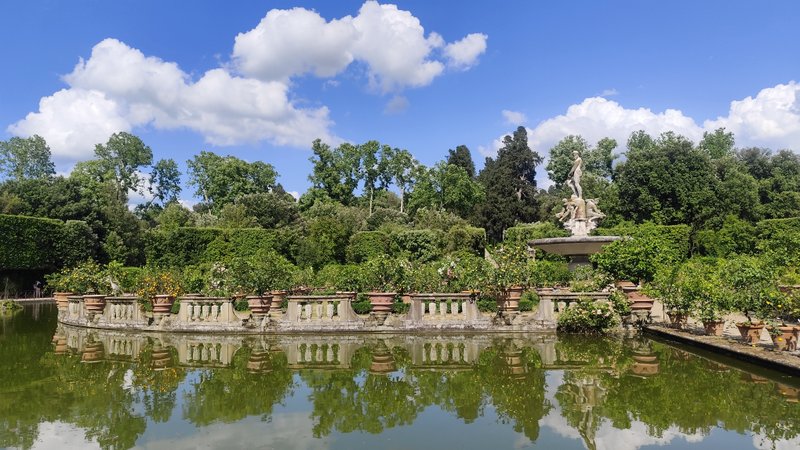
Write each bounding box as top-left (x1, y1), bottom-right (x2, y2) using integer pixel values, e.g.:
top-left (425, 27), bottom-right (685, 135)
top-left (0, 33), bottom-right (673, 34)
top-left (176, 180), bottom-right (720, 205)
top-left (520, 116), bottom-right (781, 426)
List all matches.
top-left (557, 300), bottom-right (617, 333)
top-left (136, 270), bottom-right (183, 302)
top-left (45, 260), bottom-right (109, 294)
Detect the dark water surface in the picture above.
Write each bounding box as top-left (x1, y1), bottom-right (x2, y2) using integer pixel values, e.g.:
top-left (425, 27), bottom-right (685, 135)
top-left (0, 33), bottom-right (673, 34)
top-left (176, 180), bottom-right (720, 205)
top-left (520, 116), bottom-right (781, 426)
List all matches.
top-left (2, 304), bottom-right (800, 450)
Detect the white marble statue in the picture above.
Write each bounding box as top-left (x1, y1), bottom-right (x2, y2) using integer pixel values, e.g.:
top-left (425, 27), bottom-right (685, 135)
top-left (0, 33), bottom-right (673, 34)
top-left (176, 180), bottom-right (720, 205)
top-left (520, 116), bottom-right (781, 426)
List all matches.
top-left (555, 152), bottom-right (605, 236)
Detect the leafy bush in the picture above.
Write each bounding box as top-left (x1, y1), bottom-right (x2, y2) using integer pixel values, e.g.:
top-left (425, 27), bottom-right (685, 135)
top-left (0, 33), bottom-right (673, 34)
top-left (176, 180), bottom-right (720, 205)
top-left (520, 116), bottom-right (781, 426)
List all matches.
top-left (366, 207), bottom-right (409, 230)
top-left (504, 222), bottom-right (569, 247)
top-left (314, 264), bottom-right (366, 292)
top-left (445, 225), bottom-right (486, 256)
top-left (0, 214), bottom-right (63, 270)
top-left (757, 217), bottom-right (800, 266)
top-left (228, 250), bottom-right (297, 295)
top-left (352, 293), bottom-right (372, 314)
top-left (362, 255), bottom-right (408, 291)
top-left (58, 220), bottom-right (99, 267)
top-left (389, 229), bottom-right (444, 262)
top-left (519, 291), bottom-right (539, 312)
top-left (45, 260), bottom-right (110, 295)
top-left (592, 223), bottom-right (690, 283)
top-left (346, 231), bottom-right (389, 263)
top-left (694, 215), bottom-right (756, 257)
top-left (529, 260), bottom-right (572, 288)
top-left (557, 300), bottom-right (617, 333)
top-left (719, 255), bottom-right (778, 322)
top-left (136, 269), bottom-right (184, 303)
top-left (477, 295), bottom-right (498, 313)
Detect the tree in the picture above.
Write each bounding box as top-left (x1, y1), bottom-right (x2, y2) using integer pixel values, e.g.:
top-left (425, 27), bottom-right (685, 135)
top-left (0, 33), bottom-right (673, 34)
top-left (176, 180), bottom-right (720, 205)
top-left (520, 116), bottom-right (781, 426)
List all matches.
top-left (408, 163), bottom-right (484, 218)
top-left (149, 159), bottom-right (181, 205)
top-left (476, 126), bottom-right (542, 241)
top-left (359, 141), bottom-right (393, 215)
top-left (0, 135), bottom-right (55, 181)
top-left (187, 151), bottom-right (277, 211)
top-left (546, 135), bottom-right (590, 186)
top-left (447, 145), bottom-right (476, 178)
top-left (387, 148), bottom-right (417, 213)
top-left (699, 128), bottom-right (735, 159)
top-left (238, 192), bottom-right (300, 229)
top-left (93, 132), bottom-right (154, 202)
top-left (615, 131), bottom-right (717, 228)
top-left (308, 139), bottom-right (361, 205)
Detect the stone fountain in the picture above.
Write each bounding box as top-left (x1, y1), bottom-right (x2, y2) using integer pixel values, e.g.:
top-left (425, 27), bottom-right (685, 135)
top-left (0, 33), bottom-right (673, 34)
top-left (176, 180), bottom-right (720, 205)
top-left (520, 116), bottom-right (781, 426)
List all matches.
top-left (530, 150), bottom-right (619, 270)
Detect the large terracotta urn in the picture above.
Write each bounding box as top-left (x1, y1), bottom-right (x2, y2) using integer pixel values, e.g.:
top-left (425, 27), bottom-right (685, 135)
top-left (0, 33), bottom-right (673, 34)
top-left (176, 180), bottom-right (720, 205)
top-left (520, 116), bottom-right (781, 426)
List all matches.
top-left (703, 320), bottom-right (726, 336)
top-left (83, 294), bottom-right (106, 317)
top-left (367, 292), bottom-right (396, 324)
top-left (736, 323), bottom-right (765, 344)
top-left (498, 286), bottom-right (524, 312)
top-left (247, 295), bottom-right (272, 318)
top-left (152, 295), bottom-right (176, 315)
top-left (53, 292), bottom-right (73, 310)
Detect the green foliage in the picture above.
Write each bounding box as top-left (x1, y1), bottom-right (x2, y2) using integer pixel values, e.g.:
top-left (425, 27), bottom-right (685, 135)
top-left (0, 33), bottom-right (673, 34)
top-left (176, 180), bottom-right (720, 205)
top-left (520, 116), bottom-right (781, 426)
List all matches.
top-left (237, 192), bottom-right (300, 229)
top-left (447, 145), bottom-right (476, 178)
top-left (45, 260), bottom-right (110, 295)
top-left (477, 296), bottom-right (498, 312)
top-left (411, 207), bottom-right (467, 231)
top-left (529, 260), bottom-right (572, 288)
top-left (0, 135), bottom-right (55, 181)
top-left (592, 223), bottom-right (690, 283)
top-left (557, 300), bottom-right (617, 333)
top-left (352, 295), bottom-right (373, 314)
top-left (148, 158), bottom-right (182, 206)
top-left (362, 256), bottom-right (408, 292)
top-left (519, 291), bottom-right (539, 312)
top-left (0, 214), bottom-right (63, 270)
top-left (346, 231), bottom-right (389, 263)
top-left (694, 215), bottom-right (756, 257)
top-left (228, 250), bottom-right (297, 295)
top-left (662, 258), bottom-right (728, 320)
top-left (314, 264), bottom-right (366, 292)
top-left (407, 162), bottom-right (484, 218)
top-left (504, 222), bottom-right (569, 258)
top-left (145, 227), bottom-right (223, 267)
top-left (491, 245), bottom-right (529, 290)
top-left (756, 217), bottom-right (800, 266)
top-left (719, 255), bottom-right (777, 322)
top-left (476, 127), bottom-right (543, 242)
top-left (445, 225), bottom-right (486, 256)
top-left (389, 229), bottom-right (443, 262)
top-left (365, 207), bottom-right (409, 230)
top-left (187, 150), bottom-right (277, 211)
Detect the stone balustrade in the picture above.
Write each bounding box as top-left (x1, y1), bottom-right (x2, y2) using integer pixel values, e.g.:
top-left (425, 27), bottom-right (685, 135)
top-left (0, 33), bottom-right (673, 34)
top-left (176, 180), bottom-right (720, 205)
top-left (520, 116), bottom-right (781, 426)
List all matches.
top-left (534, 289), bottom-right (611, 321)
top-left (177, 297), bottom-right (239, 326)
top-left (284, 294), bottom-right (361, 324)
top-left (66, 295), bottom-right (84, 321)
top-left (407, 293), bottom-right (482, 325)
top-left (102, 296), bottom-right (148, 327)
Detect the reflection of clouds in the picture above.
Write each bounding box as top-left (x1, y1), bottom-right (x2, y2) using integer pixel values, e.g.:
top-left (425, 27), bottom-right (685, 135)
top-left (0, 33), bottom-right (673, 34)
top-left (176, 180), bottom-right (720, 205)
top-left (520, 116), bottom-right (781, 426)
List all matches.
top-left (542, 371), bottom-right (708, 450)
top-left (134, 412), bottom-right (331, 450)
top-left (753, 434), bottom-right (800, 450)
top-left (30, 421), bottom-right (100, 450)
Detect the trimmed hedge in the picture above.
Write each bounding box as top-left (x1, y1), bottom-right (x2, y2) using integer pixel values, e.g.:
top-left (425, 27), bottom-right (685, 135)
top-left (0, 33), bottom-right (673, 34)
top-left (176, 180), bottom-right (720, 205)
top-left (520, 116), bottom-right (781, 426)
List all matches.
top-left (145, 227), bottom-right (291, 268)
top-left (504, 222), bottom-right (569, 247)
top-left (0, 214), bottom-right (97, 270)
top-left (346, 231), bottom-right (389, 263)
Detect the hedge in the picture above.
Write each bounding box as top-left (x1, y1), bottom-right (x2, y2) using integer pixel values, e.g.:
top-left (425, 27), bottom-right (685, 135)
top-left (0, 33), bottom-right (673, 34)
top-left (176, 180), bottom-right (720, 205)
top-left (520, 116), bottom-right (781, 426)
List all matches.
top-left (145, 227), bottom-right (291, 268)
top-left (0, 214), bottom-right (96, 270)
top-left (595, 222), bottom-right (691, 264)
top-left (504, 222), bottom-right (569, 247)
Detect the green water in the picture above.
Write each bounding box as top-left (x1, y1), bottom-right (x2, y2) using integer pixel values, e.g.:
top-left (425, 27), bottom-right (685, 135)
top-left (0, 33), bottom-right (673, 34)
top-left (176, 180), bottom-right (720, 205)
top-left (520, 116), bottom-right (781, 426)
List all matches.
top-left (2, 304), bottom-right (800, 450)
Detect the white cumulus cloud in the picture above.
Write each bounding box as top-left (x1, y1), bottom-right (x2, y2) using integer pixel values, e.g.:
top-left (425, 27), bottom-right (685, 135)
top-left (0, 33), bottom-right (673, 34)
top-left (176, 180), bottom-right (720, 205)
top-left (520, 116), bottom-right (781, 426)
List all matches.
top-left (8, 39), bottom-right (334, 162)
top-left (444, 33), bottom-right (488, 69)
top-left (233, 1), bottom-right (486, 92)
top-left (502, 109), bottom-right (527, 126)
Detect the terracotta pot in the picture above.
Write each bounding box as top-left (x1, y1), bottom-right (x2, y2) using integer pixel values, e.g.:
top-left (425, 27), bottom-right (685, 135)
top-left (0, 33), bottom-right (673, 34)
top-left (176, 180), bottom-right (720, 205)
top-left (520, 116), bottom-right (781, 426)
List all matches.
top-left (83, 295), bottom-right (106, 314)
top-left (628, 291), bottom-right (654, 312)
top-left (53, 292), bottom-right (73, 309)
top-left (152, 294), bottom-right (176, 315)
top-left (151, 346), bottom-right (173, 370)
top-left (247, 295), bottom-right (272, 317)
top-left (666, 311), bottom-right (688, 329)
top-left (247, 351), bottom-right (272, 373)
top-left (498, 286), bottom-right (523, 312)
top-left (270, 290), bottom-right (287, 312)
top-left (369, 344), bottom-right (396, 374)
top-left (367, 292), bottom-right (396, 315)
top-left (736, 323), bottom-right (765, 344)
top-left (770, 326), bottom-right (797, 351)
top-left (703, 320), bottom-right (726, 336)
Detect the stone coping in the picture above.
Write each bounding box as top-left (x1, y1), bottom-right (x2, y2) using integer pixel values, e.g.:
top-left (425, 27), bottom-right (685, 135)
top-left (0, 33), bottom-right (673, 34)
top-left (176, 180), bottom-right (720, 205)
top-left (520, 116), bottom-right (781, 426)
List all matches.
top-left (643, 324), bottom-right (800, 377)
top-left (529, 235), bottom-right (620, 256)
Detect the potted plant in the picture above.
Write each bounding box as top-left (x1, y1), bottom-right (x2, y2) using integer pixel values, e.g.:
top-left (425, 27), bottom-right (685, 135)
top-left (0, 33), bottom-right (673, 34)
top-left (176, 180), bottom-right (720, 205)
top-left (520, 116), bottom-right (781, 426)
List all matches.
top-left (492, 246), bottom-right (529, 313)
top-left (362, 256), bottom-right (405, 323)
top-left (136, 269), bottom-right (184, 317)
top-left (45, 268), bottom-right (76, 310)
top-left (720, 256), bottom-right (773, 344)
top-left (683, 260), bottom-right (729, 336)
top-left (650, 264), bottom-right (690, 328)
top-left (60, 260), bottom-right (111, 316)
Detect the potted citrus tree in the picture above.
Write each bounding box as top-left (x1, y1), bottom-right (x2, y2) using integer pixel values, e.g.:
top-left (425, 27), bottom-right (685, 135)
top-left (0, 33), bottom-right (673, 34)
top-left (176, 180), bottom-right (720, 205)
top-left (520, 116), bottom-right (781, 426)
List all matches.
top-left (491, 246), bottom-right (529, 314)
top-left (720, 256), bottom-right (773, 344)
top-left (362, 255), bottom-right (405, 324)
top-left (136, 269), bottom-right (183, 318)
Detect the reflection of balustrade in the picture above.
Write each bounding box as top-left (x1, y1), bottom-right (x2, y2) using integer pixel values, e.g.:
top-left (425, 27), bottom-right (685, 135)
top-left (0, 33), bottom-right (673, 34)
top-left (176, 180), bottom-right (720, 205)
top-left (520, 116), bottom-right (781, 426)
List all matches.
top-left (408, 339), bottom-right (483, 368)
top-left (285, 341), bottom-right (352, 368)
top-left (284, 295), bottom-right (360, 323)
top-left (177, 340), bottom-right (234, 367)
top-left (177, 297), bottom-right (237, 325)
top-left (407, 293), bottom-right (479, 323)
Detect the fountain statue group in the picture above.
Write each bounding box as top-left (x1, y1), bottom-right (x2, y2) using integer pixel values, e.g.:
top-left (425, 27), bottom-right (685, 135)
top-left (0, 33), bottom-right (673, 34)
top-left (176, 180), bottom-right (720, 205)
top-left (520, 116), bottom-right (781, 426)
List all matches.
top-left (555, 151), bottom-right (605, 237)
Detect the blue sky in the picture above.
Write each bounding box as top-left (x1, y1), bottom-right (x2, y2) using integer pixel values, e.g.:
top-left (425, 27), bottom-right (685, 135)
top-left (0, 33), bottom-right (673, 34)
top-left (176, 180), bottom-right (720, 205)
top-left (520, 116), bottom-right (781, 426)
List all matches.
top-left (1, 1), bottom-right (799, 202)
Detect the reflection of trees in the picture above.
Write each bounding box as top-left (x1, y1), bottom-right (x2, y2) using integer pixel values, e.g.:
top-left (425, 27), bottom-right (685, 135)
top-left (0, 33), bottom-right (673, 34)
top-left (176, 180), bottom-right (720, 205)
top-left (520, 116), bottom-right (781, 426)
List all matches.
top-left (182, 345), bottom-right (294, 425)
top-left (554, 336), bottom-right (800, 448)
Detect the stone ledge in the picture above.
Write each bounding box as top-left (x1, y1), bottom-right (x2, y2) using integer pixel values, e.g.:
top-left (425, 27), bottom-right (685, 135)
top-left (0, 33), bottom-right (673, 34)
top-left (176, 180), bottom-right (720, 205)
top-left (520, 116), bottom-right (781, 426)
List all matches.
top-left (643, 324), bottom-right (800, 377)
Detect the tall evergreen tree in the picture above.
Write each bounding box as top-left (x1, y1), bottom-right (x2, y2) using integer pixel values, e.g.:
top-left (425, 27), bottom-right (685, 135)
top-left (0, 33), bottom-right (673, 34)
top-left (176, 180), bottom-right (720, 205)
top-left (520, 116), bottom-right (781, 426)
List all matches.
top-left (475, 126), bottom-right (542, 242)
top-left (447, 145), bottom-right (476, 178)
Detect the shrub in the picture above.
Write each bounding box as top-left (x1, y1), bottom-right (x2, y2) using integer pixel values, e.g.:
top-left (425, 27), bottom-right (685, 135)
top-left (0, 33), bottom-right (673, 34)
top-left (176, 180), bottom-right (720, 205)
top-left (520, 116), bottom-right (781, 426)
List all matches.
top-left (719, 255), bottom-right (778, 323)
top-left (529, 260), bottom-right (572, 288)
top-left (557, 300), bottom-right (617, 333)
top-left (314, 264), bottom-right (366, 292)
top-left (366, 207), bottom-right (409, 230)
top-left (504, 222), bottom-right (569, 247)
top-left (346, 231), bottom-right (389, 263)
top-left (756, 217), bottom-right (800, 266)
top-left (58, 220), bottom-right (99, 267)
top-left (389, 229), bottom-right (444, 262)
top-left (136, 269), bottom-right (184, 305)
top-left (445, 225), bottom-right (486, 256)
top-left (477, 295), bottom-right (498, 313)
top-left (592, 223), bottom-right (690, 283)
top-left (352, 294), bottom-right (372, 314)
top-left (0, 214), bottom-right (63, 270)
top-left (519, 291), bottom-right (539, 312)
top-left (45, 260), bottom-right (110, 295)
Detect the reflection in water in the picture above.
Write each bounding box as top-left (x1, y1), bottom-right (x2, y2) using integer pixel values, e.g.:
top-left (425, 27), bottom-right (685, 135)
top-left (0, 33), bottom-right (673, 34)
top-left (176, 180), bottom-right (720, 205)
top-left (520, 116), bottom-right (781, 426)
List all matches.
top-left (1, 305), bottom-right (800, 450)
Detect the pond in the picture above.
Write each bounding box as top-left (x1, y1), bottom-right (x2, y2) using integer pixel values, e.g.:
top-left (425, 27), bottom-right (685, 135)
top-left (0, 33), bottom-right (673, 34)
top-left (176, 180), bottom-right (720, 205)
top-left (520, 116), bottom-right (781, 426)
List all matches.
top-left (2, 304), bottom-right (800, 450)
